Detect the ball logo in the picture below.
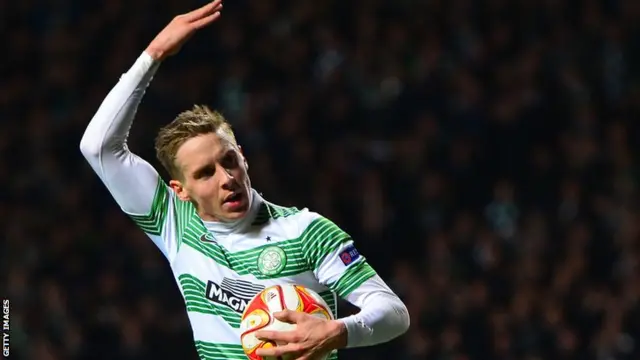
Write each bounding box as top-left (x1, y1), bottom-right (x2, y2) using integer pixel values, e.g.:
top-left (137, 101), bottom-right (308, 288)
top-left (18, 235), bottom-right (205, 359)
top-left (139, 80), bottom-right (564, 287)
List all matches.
top-left (340, 252), bottom-right (352, 264)
top-left (257, 246), bottom-right (287, 276)
top-left (266, 291), bottom-right (277, 301)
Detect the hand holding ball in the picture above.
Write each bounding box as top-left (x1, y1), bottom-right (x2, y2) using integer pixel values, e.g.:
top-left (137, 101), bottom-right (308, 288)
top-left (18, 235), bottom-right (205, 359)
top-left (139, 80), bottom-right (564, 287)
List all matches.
top-left (240, 285), bottom-right (334, 360)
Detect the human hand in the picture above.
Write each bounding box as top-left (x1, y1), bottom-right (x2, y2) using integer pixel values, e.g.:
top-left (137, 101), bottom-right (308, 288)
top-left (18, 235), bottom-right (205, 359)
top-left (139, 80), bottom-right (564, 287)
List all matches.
top-left (255, 310), bottom-right (347, 360)
top-left (145, 0), bottom-right (223, 61)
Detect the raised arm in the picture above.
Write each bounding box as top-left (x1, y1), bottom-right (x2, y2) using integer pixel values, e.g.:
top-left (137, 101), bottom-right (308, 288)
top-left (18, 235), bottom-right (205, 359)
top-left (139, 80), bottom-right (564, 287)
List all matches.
top-left (79, 1), bottom-right (223, 255)
top-left (80, 0), bottom-right (223, 212)
top-left (79, 51), bottom-right (161, 215)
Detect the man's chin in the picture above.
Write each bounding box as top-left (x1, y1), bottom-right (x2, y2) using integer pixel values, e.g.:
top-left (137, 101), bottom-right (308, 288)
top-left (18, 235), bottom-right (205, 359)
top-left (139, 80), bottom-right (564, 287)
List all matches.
top-left (221, 201), bottom-right (250, 220)
top-left (219, 189), bottom-right (251, 221)
top-left (223, 209), bottom-right (248, 220)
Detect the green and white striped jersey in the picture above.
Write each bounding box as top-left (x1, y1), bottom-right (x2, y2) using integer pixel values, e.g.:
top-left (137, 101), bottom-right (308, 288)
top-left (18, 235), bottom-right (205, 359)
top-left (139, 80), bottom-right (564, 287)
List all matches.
top-left (80, 52), bottom-right (403, 359)
top-left (129, 180), bottom-right (376, 360)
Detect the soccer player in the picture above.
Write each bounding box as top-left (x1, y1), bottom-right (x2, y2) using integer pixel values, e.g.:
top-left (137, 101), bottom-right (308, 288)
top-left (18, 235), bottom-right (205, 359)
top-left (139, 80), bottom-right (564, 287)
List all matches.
top-left (79, 2), bottom-right (409, 359)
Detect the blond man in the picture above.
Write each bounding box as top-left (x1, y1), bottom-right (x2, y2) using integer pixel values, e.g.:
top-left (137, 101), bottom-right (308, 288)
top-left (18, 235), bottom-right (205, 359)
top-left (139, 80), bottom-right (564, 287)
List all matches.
top-left (80, 2), bottom-right (409, 359)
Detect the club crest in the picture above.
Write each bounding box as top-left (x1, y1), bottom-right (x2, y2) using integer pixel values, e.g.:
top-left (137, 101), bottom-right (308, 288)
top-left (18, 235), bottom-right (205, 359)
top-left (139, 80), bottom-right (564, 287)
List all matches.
top-left (257, 246), bottom-right (287, 276)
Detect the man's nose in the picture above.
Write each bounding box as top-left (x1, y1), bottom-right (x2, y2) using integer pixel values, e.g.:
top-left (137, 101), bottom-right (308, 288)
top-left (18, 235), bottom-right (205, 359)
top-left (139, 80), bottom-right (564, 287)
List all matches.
top-left (222, 167), bottom-right (234, 180)
top-left (220, 167), bottom-right (236, 189)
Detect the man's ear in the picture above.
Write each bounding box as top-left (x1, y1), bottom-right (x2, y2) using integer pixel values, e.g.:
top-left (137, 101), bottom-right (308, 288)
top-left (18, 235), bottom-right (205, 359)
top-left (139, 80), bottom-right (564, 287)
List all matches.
top-left (169, 179), bottom-right (190, 201)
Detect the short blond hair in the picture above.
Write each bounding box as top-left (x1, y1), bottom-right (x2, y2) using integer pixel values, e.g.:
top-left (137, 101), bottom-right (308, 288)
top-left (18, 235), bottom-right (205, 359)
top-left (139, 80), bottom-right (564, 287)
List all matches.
top-left (155, 105), bottom-right (236, 179)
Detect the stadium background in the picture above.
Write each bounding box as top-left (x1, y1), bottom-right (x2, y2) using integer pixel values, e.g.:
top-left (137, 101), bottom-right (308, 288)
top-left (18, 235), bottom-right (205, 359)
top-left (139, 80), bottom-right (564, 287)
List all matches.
top-left (3, 0), bottom-right (640, 359)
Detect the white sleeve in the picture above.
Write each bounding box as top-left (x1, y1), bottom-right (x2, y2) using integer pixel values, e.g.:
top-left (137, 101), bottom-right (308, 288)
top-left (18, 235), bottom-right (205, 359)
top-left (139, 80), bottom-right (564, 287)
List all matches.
top-left (79, 52), bottom-right (179, 260)
top-left (337, 275), bottom-right (410, 348)
top-left (296, 211), bottom-right (409, 348)
top-left (79, 51), bottom-right (161, 216)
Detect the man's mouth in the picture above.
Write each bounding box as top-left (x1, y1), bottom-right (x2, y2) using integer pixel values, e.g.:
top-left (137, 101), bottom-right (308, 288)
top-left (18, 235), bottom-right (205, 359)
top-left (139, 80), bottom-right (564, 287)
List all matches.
top-left (224, 192), bottom-right (243, 204)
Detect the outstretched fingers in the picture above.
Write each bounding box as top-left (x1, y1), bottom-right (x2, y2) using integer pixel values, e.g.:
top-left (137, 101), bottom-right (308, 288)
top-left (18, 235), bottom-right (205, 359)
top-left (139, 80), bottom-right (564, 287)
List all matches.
top-left (184, 0), bottom-right (223, 22)
top-left (191, 11), bottom-right (222, 29)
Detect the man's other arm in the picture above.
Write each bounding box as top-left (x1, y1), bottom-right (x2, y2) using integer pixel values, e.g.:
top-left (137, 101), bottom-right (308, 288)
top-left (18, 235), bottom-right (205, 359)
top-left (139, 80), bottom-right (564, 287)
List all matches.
top-left (338, 275), bottom-right (410, 348)
top-left (302, 213), bottom-right (410, 348)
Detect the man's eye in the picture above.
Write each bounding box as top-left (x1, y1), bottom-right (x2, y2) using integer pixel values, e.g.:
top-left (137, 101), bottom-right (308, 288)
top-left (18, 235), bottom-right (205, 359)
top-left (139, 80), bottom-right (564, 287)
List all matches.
top-left (198, 167), bottom-right (215, 178)
top-left (222, 154), bottom-right (238, 168)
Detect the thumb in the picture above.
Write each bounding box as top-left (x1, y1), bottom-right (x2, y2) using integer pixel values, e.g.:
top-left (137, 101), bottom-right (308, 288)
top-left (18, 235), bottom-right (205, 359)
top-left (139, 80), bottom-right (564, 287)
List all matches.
top-left (274, 309), bottom-right (305, 324)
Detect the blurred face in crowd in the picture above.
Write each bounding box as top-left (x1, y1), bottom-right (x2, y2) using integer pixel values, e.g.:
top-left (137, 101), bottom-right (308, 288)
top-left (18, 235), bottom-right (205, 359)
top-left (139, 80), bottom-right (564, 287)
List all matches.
top-left (169, 130), bottom-right (252, 222)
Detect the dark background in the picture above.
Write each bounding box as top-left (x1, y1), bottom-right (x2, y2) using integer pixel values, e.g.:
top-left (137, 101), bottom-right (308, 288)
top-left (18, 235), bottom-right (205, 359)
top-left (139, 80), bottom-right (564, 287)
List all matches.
top-left (3, 0), bottom-right (640, 359)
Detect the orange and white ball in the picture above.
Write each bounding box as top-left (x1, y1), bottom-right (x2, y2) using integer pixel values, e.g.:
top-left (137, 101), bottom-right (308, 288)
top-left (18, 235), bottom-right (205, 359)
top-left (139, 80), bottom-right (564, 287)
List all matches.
top-left (240, 284), bottom-right (333, 360)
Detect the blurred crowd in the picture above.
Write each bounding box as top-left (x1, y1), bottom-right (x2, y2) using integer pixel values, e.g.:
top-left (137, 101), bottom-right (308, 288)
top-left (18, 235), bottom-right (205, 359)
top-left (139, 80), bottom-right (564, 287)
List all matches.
top-left (3, 0), bottom-right (640, 359)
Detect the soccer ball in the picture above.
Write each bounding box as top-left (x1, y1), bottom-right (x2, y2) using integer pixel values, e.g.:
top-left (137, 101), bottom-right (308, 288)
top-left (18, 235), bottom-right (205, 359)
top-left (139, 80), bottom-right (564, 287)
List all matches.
top-left (240, 284), bottom-right (334, 360)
